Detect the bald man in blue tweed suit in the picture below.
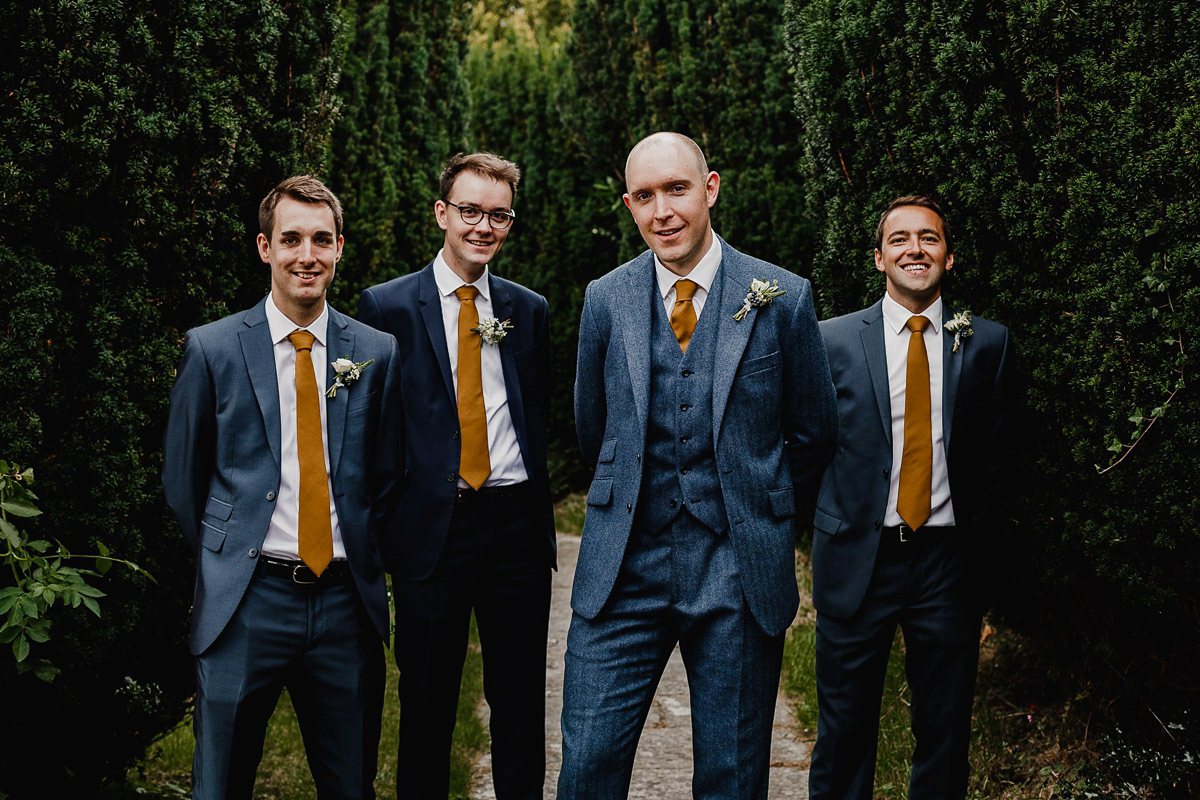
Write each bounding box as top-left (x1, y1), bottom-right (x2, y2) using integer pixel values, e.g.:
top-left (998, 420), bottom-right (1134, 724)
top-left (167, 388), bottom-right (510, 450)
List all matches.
top-left (558, 132), bottom-right (838, 800)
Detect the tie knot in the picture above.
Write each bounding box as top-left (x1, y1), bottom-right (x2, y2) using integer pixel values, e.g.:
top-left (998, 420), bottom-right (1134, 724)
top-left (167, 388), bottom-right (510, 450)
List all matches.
top-left (906, 315), bottom-right (930, 334)
top-left (674, 279), bottom-right (698, 302)
top-left (288, 330), bottom-right (316, 352)
top-left (455, 285), bottom-right (479, 303)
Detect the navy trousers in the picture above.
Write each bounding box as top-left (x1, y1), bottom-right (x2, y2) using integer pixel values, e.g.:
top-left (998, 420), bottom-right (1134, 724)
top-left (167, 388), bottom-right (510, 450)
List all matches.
top-left (192, 567), bottom-right (384, 800)
top-left (558, 514), bottom-right (784, 800)
top-left (391, 485), bottom-right (551, 800)
top-left (809, 527), bottom-right (981, 800)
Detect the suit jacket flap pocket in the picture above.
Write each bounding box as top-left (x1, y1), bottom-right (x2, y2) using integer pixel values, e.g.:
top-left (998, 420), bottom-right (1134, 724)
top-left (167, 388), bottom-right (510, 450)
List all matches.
top-left (768, 487), bottom-right (795, 519)
top-left (203, 496), bottom-right (233, 521)
top-left (813, 507), bottom-right (845, 536)
top-left (586, 477), bottom-right (613, 507)
top-left (199, 524), bottom-right (226, 553)
top-left (597, 437), bottom-right (617, 464)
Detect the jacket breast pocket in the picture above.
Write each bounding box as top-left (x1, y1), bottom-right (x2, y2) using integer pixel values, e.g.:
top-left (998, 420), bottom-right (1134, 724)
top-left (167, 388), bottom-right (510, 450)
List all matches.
top-left (735, 350), bottom-right (781, 380)
top-left (345, 391), bottom-right (377, 417)
top-left (587, 477), bottom-right (613, 507)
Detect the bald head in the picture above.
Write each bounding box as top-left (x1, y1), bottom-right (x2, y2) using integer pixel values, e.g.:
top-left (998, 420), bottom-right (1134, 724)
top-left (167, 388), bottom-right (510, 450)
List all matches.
top-left (624, 132), bottom-right (709, 189)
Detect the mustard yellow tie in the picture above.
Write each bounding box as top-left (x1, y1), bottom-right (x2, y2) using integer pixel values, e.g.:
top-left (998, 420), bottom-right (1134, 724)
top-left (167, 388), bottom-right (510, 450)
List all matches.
top-left (897, 316), bottom-right (932, 531)
top-left (455, 286), bottom-right (491, 489)
top-left (287, 330), bottom-right (333, 575)
top-left (670, 279), bottom-right (699, 353)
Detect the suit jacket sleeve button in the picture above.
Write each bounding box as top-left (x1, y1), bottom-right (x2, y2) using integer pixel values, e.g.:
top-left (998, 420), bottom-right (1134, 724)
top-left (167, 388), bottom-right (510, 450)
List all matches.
top-left (452, 431), bottom-right (459, 440)
top-left (248, 548), bottom-right (258, 558)
top-left (266, 491), bottom-right (276, 501)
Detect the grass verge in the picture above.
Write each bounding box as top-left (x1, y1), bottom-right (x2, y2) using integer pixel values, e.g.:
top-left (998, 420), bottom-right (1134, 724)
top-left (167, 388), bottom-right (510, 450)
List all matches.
top-left (122, 612), bottom-right (487, 799)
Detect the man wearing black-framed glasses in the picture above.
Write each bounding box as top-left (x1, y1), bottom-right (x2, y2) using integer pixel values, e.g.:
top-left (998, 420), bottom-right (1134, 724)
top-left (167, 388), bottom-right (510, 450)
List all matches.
top-left (358, 152), bottom-right (556, 800)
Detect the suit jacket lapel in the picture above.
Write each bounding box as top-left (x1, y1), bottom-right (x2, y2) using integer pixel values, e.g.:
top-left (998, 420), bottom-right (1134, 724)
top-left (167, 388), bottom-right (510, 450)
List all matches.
top-left (712, 241), bottom-right (754, 446)
top-left (860, 300), bottom-right (893, 446)
top-left (418, 264), bottom-right (457, 406)
top-left (489, 276), bottom-right (532, 469)
top-left (941, 304), bottom-right (962, 448)
top-left (325, 307), bottom-right (354, 481)
top-left (616, 253), bottom-right (655, 431)
top-left (241, 298), bottom-right (282, 467)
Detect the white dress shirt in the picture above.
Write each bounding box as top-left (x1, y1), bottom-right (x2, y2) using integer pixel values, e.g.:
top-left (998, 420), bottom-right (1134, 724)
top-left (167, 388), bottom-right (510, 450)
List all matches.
top-left (654, 232), bottom-right (722, 319)
top-left (261, 295), bottom-right (347, 560)
top-left (881, 293), bottom-right (957, 528)
top-left (433, 251), bottom-right (529, 487)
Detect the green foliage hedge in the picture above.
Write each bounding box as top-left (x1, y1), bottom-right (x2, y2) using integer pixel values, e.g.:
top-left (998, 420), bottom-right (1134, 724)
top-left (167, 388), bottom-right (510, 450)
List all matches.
top-left (0, 0), bottom-right (345, 791)
top-left (786, 0), bottom-right (1200, 697)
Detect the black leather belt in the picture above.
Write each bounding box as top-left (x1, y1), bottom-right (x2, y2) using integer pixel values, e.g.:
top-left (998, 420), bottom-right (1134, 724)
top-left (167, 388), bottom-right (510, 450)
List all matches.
top-left (255, 556), bottom-right (352, 584)
top-left (881, 524), bottom-right (955, 544)
top-left (456, 482), bottom-right (534, 503)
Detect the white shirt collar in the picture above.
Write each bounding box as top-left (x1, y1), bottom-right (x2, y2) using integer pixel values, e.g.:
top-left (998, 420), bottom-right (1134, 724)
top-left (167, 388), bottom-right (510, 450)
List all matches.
top-left (882, 292), bottom-right (942, 336)
top-left (654, 231), bottom-right (722, 299)
top-left (266, 293), bottom-right (329, 346)
top-left (434, 249), bottom-right (491, 301)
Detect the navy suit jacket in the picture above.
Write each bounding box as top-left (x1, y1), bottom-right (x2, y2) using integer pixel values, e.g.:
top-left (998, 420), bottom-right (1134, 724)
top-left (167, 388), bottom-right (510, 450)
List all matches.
top-left (573, 237), bottom-right (838, 637)
top-left (812, 299), bottom-right (1014, 619)
top-left (357, 263), bottom-right (556, 580)
top-left (162, 298), bottom-right (404, 655)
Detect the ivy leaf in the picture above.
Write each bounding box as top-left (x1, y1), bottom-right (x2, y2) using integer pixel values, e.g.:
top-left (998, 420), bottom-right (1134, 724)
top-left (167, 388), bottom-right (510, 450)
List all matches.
top-left (0, 499), bottom-right (42, 518)
top-left (0, 517), bottom-right (20, 547)
top-left (14, 634), bottom-right (29, 663)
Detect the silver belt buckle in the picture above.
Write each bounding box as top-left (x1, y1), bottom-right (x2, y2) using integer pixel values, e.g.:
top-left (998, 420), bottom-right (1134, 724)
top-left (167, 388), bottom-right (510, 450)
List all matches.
top-left (291, 564), bottom-right (319, 585)
top-left (898, 524), bottom-right (913, 543)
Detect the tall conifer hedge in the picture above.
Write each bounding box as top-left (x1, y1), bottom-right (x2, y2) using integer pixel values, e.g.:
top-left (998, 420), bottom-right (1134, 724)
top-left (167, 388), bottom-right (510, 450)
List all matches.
top-left (785, 0), bottom-right (1200, 718)
top-left (0, 0), bottom-right (345, 791)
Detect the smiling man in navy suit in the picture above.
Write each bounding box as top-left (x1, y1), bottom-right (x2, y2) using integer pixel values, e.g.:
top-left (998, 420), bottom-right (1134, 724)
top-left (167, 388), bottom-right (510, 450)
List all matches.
top-left (808, 196), bottom-right (1014, 800)
top-left (163, 175), bottom-right (404, 799)
top-left (559, 132), bottom-right (838, 800)
top-left (357, 152), bottom-right (555, 800)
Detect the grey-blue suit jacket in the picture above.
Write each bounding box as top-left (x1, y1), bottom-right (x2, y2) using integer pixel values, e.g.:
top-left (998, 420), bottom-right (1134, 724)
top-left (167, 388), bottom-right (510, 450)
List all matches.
top-left (812, 299), bottom-right (1014, 619)
top-left (573, 237), bottom-right (838, 637)
top-left (162, 298), bottom-right (404, 655)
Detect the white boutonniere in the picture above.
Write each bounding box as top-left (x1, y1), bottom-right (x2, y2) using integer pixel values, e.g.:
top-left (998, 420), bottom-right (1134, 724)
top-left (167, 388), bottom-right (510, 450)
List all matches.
top-left (472, 317), bottom-right (513, 345)
top-left (326, 357), bottom-right (374, 398)
top-left (733, 278), bottom-right (787, 321)
top-left (945, 310), bottom-right (974, 353)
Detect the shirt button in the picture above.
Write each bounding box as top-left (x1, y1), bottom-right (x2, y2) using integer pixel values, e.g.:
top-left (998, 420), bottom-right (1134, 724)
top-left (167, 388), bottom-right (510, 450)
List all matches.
top-left (266, 491), bottom-right (276, 501)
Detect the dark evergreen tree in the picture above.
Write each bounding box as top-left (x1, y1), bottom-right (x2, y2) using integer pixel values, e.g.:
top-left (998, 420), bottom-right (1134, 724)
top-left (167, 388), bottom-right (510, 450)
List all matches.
top-left (327, 0), bottom-right (471, 308)
top-left (464, 0), bottom-right (620, 492)
top-left (566, 0), bottom-right (817, 273)
top-left (786, 0), bottom-right (1200, 783)
top-left (0, 0), bottom-right (346, 791)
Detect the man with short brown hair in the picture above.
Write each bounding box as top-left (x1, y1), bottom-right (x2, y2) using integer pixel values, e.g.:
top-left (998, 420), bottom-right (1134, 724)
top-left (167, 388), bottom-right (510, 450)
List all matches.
top-left (358, 152), bottom-right (556, 800)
